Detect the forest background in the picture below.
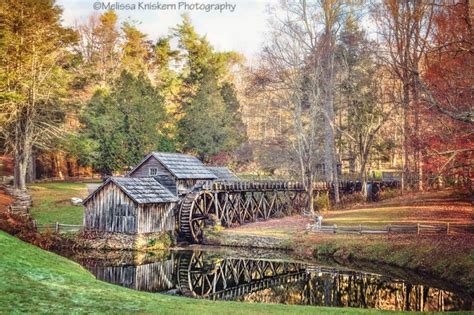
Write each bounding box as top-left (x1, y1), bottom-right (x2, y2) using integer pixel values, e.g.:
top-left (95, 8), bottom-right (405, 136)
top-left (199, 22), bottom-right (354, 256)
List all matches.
top-left (0, 0), bottom-right (472, 201)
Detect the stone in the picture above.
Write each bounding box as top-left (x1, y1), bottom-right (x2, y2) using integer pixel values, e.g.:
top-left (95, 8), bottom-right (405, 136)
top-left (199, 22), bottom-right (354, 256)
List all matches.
top-left (76, 230), bottom-right (173, 251)
top-left (70, 197), bottom-right (83, 205)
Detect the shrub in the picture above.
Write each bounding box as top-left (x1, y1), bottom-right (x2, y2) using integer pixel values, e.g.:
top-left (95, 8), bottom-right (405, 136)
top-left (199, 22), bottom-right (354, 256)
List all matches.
top-left (315, 193), bottom-right (330, 211)
top-left (0, 210), bottom-right (65, 250)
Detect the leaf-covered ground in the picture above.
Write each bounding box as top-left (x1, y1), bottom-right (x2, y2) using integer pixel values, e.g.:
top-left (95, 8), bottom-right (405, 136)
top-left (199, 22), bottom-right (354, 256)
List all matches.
top-left (222, 189), bottom-right (473, 236)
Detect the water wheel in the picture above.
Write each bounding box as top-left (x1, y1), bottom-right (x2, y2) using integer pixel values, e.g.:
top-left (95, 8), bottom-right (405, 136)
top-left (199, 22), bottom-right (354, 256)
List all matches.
top-left (177, 251), bottom-right (219, 298)
top-left (179, 191), bottom-right (216, 243)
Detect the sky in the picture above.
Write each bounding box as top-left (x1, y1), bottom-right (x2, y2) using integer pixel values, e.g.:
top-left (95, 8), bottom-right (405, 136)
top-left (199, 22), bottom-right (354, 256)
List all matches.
top-left (57, 0), bottom-right (276, 60)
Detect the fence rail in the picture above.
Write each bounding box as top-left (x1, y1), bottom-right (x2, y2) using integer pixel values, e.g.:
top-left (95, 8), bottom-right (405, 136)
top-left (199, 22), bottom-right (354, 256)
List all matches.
top-left (308, 222), bottom-right (474, 235)
top-left (33, 221), bottom-right (82, 233)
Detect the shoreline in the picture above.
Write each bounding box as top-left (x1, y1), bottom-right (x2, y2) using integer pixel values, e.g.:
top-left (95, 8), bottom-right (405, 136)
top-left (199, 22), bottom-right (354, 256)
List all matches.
top-left (203, 230), bottom-right (474, 297)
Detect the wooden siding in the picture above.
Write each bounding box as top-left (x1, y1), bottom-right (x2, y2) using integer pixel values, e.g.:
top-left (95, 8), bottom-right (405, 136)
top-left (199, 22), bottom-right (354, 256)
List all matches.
top-left (88, 260), bottom-right (174, 292)
top-left (135, 260), bottom-right (174, 291)
top-left (84, 182), bottom-right (137, 233)
top-left (154, 175), bottom-right (177, 195)
top-left (129, 156), bottom-right (174, 178)
top-left (137, 203), bottom-right (175, 233)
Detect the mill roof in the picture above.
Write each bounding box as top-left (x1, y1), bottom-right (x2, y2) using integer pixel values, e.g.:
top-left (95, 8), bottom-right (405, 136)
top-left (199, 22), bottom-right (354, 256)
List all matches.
top-left (83, 177), bottom-right (178, 205)
top-left (207, 166), bottom-right (240, 181)
top-left (130, 152), bottom-right (217, 180)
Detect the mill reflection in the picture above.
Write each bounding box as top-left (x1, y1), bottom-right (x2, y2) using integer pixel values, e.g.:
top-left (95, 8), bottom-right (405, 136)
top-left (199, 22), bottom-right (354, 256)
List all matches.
top-left (81, 250), bottom-right (472, 312)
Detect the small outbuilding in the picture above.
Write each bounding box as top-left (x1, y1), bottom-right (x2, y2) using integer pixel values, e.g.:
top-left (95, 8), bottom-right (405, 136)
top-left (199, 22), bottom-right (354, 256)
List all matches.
top-left (83, 177), bottom-right (178, 234)
top-left (127, 152), bottom-right (217, 195)
top-left (207, 166), bottom-right (240, 182)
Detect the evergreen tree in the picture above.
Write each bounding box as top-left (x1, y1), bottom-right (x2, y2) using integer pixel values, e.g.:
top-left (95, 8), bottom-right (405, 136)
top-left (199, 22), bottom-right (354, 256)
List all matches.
top-left (174, 16), bottom-right (246, 160)
top-left (121, 23), bottom-right (151, 76)
top-left (220, 82), bottom-right (247, 149)
top-left (80, 72), bottom-right (173, 175)
top-left (178, 74), bottom-right (230, 161)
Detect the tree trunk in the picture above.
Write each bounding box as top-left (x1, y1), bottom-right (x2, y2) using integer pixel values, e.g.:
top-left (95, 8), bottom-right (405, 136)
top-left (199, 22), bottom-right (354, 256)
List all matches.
top-left (26, 151), bottom-right (36, 183)
top-left (13, 141), bottom-right (31, 191)
top-left (359, 154), bottom-right (368, 198)
top-left (323, 32), bottom-right (340, 204)
top-left (401, 82), bottom-right (410, 193)
top-left (413, 75), bottom-right (423, 191)
top-left (308, 188), bottom-right (315, 214)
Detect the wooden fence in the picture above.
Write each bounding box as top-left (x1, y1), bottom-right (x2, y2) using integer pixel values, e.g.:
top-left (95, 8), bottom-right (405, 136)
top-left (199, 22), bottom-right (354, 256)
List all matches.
top-left (308, 223), bottom-right (474, 235)
top-left (33, 221), bottom-right (82, 233)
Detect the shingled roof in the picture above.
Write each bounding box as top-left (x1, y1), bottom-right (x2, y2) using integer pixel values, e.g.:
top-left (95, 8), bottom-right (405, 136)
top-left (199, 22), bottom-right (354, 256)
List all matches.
top-left (83, 177), bottom-right (178, 205)
top-left (207, 166), bottom-right (240, 182)
top-left (130, 152), bottom-right (217, 180)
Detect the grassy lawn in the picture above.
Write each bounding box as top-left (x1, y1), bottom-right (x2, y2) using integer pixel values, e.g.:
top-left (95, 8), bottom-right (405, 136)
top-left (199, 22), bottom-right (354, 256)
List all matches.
top-left (221, 190), bottom-right (473, 238)
top-left (0, 230), bottom-right (397, 314)
top-left (322, 190), bottom-right (473, 226)
top-left (28, 182), bottom-right (90, 225)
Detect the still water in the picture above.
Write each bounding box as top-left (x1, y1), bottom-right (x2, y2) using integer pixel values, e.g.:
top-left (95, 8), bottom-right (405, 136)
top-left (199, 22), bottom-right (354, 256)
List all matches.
top-left (73, 248), bottom-right (472, 312)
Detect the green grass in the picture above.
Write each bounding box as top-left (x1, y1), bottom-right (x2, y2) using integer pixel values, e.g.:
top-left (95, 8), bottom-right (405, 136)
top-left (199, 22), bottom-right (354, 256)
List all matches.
top-left (0, 230), bottom-right (398, 314)
top-left (28, 182), bottom-right (89, 225)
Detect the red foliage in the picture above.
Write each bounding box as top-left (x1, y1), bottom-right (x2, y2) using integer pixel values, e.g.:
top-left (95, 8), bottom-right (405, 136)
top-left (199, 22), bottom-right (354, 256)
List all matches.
top-left (0, 189), bottom-right (69, 250)
top-left (208, 152), bottom-right (233, 166)
top-left (421, 2), bottom-right (473, 183)
top-left (0, 210), bottom-right (64, 249)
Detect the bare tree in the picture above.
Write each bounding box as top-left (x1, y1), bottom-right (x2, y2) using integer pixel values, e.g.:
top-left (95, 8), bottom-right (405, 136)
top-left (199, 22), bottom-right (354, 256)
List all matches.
top-left (337, 16), bottom-right (396, 197)
top-left (255, 0), bottom-right (357, 210)
top-left (372, 0), bottom-right (435, 192)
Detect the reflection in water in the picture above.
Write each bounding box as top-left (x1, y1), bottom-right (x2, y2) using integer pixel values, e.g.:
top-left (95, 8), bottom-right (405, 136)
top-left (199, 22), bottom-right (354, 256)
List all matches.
top-left (78, 250), bottom-right (472, 312)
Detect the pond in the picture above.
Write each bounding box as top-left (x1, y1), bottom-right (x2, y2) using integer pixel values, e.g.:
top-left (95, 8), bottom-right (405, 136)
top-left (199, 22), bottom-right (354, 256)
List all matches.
top-left (72, 247), bottom-right (472, 312)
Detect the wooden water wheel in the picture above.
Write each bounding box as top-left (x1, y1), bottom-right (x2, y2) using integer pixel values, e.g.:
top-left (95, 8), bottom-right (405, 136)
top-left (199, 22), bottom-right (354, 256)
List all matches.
top-left (177, 251), bottom-right (219, 298)
top-left (178, 191), bottom-right (216, 243)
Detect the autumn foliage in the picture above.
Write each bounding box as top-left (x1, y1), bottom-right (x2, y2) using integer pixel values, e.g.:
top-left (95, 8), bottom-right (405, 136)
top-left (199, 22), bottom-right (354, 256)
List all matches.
top-left (421, 1), bottom-right (473, 187)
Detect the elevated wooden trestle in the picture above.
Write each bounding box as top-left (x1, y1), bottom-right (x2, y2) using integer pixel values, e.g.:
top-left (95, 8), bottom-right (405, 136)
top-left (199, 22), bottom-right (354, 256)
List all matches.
top-left (178, 181), bottom-right (333, 243)
top-left (178, 180), bottom-right (399, 243)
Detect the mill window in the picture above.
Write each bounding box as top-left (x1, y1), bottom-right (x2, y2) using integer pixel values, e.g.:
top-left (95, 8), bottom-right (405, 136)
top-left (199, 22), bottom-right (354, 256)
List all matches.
top-left (149, 167), bottom-right (158, 176)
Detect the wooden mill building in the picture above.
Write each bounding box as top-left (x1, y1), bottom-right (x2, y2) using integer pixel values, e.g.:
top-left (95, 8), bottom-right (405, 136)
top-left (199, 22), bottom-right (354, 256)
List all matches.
top-left (83, 177), bottom-right (178, 233)
top-left (83, 152), bottom-right (239, 234)
top-left (128, 152), bottom-right (218, 195)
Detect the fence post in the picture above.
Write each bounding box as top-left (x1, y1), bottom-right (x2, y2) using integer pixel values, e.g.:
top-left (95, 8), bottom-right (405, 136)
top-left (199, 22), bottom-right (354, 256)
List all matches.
top-left (55, 222), bottom-right (59, 233)
top-left (417, 223), bottom-right (420, 235)
top-left (447, 222), bottom-right (450, 235)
